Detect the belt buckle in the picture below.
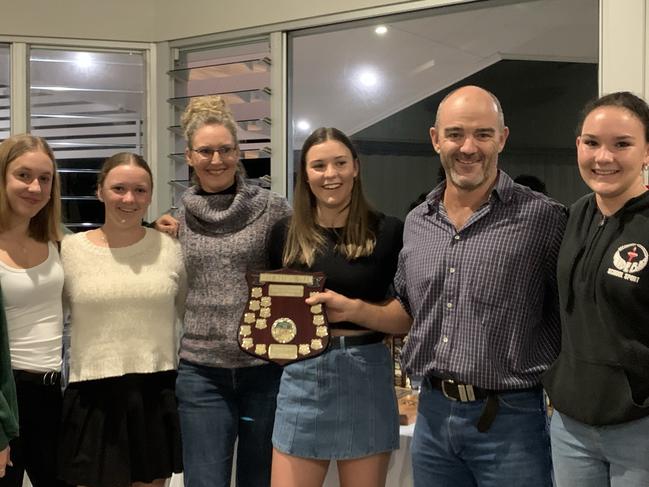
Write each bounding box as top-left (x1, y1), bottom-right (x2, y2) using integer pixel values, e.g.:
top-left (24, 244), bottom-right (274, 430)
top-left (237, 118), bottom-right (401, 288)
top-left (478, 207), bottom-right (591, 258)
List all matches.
top-left (42, 371), bottom-right (56, 386)
top-left (441, 379), bottom-right (476, 402)
top-left (441, 379), bottom-right (458, 401)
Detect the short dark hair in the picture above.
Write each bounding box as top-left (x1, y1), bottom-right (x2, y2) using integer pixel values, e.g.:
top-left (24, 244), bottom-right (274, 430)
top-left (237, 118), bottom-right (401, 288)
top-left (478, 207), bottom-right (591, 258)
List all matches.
top-left (576, 91), bottom-right (649, 141)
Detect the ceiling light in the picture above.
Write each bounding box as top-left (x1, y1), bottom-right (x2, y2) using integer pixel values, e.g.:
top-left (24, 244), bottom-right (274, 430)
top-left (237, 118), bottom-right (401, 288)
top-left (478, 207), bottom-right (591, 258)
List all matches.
top-left (375, 25), bottom-right (388, 35)
top-left (75, 52), bottom-right (93, 69)
top-left (358, 70), bottom-right (378, 88)
top-left (296, 119), bottom-right (311, 132)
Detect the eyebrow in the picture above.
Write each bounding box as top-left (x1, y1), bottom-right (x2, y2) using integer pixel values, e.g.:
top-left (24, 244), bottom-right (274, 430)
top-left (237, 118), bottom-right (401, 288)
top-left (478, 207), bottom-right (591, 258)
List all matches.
top-left (308, 155), bottom-right (348, 163)
top-left (12, 165), bottom-right (53, 175)
top-left (443, 127), bottom-right (496, 135)
top-left (581, 133), bottom-right (635, 139)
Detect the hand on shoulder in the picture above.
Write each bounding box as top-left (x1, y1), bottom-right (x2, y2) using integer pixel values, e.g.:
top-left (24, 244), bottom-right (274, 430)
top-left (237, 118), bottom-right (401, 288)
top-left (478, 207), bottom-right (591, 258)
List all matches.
top-left (154, 214), bottom-right (180, 238)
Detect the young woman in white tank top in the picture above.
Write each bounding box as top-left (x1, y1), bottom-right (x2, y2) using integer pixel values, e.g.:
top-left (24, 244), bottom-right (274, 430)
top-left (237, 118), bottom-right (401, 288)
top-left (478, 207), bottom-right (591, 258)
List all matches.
top-left (0, 134), bottom-right (67, 487)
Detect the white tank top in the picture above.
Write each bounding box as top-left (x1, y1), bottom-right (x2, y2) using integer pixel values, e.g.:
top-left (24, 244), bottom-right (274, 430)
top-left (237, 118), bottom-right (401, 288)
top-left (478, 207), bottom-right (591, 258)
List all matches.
top-left (0, 241), bottom-right (63, 371)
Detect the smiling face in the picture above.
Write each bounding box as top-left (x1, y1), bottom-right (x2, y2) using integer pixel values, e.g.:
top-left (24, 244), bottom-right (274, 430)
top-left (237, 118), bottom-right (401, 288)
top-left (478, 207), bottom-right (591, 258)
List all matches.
top-left (305, 139), bottom-right (359, 214)
top-left (98, 164), bottom-right (152, 228)
top-left (577, 106), bottom-right (649, 212)
top-left (431, 87), bottom-right (508, 193)
top-left (5, 150), bottom-right (54, 224)
top-left (186, 123), bottom-right (239, 193)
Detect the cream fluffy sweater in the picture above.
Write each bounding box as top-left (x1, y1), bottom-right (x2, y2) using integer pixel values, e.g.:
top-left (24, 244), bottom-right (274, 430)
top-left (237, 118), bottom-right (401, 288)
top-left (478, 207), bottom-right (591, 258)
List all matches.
top-left (62, 228), bottom-right (186, 383)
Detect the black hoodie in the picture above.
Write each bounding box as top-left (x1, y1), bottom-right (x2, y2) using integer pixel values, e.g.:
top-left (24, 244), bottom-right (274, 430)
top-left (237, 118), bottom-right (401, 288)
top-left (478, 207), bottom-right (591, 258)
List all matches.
top-left (543, 191), bottom-right (649, 425)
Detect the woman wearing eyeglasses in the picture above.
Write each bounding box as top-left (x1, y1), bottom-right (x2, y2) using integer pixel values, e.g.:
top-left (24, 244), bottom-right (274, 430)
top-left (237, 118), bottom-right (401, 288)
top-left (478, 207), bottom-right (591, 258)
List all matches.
top-left (172, 95), bottom-right (291, 487)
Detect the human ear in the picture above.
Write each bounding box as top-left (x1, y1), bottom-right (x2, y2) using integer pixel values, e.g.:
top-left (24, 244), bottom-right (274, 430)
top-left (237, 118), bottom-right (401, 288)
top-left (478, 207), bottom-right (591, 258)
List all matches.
top-left (430, 126), bottom-right (441, 154)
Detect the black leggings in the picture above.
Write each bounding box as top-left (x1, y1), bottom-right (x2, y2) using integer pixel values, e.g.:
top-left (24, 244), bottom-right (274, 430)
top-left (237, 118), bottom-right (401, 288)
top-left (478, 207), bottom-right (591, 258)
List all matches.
top-left (0, 372), bottom-right (69, 487)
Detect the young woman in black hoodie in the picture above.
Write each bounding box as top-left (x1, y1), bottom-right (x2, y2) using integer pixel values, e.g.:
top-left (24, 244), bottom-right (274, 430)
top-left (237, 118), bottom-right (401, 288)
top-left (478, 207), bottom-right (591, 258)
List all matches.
top-left (544, 92), bottom-right (649, 486)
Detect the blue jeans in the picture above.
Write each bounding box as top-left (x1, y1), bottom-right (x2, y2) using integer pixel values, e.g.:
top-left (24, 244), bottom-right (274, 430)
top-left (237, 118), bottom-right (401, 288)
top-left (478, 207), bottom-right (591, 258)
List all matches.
top-left (551, 410), bottom-right (649, 487)
top-left (176, 360), bottom-right (282, 487)
top-left (411, 379), bottom-right (552, 487)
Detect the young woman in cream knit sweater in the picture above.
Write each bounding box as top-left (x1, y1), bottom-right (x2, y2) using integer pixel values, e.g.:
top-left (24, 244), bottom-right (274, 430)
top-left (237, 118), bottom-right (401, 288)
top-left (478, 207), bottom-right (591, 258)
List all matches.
top-left (59, 153), bottom-right (186, 487)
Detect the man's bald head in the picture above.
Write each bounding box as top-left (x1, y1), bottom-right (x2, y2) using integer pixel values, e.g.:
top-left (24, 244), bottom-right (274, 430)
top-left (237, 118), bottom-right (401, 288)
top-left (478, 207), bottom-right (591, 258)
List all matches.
top-left (434, 86), bottom-right (505, 131)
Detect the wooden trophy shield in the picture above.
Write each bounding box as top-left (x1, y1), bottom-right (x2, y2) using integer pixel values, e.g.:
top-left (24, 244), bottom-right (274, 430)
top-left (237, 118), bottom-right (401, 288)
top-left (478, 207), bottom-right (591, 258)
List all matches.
top-left (238, 268), bottom-right (330, 366)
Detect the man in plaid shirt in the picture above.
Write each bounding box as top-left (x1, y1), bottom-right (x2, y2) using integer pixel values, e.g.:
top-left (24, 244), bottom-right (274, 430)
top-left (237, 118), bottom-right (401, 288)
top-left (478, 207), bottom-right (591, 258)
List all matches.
top-left (309, 85), bottom-right (566, 487)
top-left (397, 85), bottom-right (567, 487)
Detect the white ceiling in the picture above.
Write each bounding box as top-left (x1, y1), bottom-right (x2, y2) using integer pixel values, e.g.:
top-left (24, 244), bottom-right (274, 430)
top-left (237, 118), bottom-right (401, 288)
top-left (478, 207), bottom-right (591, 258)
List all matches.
top-left (0, 0), bottom-right (599, 152)
top-left (290, 0), bottom-right (598, 144)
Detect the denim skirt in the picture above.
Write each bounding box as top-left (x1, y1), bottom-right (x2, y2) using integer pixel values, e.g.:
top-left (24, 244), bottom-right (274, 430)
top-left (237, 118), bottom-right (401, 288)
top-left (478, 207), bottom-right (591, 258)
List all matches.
top-left (272, 341), bottom-right (399, 460)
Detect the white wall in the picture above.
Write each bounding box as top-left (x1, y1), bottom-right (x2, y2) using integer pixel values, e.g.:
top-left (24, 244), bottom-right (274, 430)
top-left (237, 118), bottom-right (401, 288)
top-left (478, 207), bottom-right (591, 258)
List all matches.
top-left (0, 0), bottom-right (468, 42)
top-left (1, 0), bottom-right (646, 92)
top-left (0, 0), bottom-right (157, 41)
top-left (154, 0), bottom-right (471, 41)
top-left (600, 0), bottom-right (647, 96)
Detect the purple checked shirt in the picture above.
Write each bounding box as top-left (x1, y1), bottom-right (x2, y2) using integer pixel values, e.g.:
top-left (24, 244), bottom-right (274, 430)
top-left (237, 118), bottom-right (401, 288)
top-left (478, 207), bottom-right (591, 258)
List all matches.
top-left (395, 171), bottom-right (567, 390)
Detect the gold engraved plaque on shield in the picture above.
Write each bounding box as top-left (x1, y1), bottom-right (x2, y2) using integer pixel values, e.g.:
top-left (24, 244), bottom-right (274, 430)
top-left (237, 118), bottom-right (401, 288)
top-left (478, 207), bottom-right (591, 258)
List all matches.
top-left (271, 318), bottom-right (297, 344)
top-left (268, 344), bottom-right (298, 360)
top-left (239, 269), bottom-right (330, 365)
top-left (268, 284), bottom-right (304, 297)
top-left (260, 273), bottom-right (314, 285)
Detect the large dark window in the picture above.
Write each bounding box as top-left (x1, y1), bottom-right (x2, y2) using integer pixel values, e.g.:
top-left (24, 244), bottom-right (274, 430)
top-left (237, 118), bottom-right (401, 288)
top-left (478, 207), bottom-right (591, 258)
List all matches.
top-left (289, 0), bottom-right (598, 215)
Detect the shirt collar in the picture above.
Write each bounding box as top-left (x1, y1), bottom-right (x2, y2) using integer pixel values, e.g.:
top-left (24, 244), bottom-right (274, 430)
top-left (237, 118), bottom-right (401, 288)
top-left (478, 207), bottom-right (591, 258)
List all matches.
top-left (425, 169), bottom-right (515, 214)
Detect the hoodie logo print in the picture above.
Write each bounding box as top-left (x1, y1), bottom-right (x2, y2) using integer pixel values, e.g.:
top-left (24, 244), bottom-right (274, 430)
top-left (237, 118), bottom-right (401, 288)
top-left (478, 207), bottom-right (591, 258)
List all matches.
top-left (607, 243), bottom-right (648, 283)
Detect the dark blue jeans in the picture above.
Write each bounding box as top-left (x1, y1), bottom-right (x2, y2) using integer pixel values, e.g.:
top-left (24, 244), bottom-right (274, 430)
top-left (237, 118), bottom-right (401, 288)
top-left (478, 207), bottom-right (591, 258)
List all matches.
top-left (412, 379), bottom-right (553, 487)
top-left (176, 360), bottom-right (282, 487)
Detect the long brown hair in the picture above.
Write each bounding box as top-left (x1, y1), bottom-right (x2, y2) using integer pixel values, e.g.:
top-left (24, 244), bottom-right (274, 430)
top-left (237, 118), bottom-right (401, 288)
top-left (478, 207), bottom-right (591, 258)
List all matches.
top-left (283, 127), bottom-right (376, 267)
top-left (0, 134), bottom-right (61, 242)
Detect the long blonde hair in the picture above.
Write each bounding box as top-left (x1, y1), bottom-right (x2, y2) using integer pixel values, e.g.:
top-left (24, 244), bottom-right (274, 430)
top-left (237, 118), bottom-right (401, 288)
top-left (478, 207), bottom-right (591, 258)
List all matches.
top-left (283, 127), bottom-right (376, 267)
top-left (0, 134), bottom-right (61, 242)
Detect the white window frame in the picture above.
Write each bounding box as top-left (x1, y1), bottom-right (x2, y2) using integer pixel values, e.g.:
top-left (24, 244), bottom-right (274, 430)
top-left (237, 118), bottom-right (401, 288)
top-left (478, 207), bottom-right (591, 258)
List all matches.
top-left (0, 36), bottom-right (161, 218)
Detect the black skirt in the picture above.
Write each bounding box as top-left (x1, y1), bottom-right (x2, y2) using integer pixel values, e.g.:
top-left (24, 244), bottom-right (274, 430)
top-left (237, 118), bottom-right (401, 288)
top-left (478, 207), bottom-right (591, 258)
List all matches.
top-left (58, 370), bottom-right (183, 487)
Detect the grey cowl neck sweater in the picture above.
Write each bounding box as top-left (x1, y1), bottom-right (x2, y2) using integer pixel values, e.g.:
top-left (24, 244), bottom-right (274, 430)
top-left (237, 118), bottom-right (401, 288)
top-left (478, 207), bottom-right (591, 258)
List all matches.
top-left (181, 176), bottom-right (268, 236)
top-left (178, 175), bottom-right (291, 367)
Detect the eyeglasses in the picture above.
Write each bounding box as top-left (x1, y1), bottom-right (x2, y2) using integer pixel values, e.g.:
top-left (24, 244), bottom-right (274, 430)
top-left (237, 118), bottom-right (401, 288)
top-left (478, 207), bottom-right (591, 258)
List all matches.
top-left (191, 146), bottom-right (237, 160)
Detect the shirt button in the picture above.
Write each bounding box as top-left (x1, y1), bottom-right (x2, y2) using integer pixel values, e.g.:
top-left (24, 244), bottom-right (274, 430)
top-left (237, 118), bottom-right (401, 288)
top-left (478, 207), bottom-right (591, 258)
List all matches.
top-left (454, 235), bottom-right (461, 240)
top-left (442, 336), bottom-right (449, 343)
top-left (446, 302), bottom-right (453, 309)
top-left (449, 267), bottom-right (455, 274)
